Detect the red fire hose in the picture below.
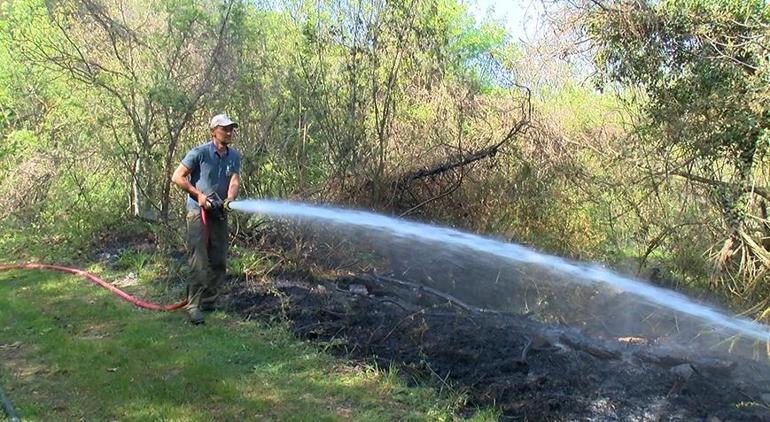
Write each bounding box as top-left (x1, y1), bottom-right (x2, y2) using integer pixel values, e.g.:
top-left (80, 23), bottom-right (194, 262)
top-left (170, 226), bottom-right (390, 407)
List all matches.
top-left (0, 201), bottom-right (230, 422)
top-left (0, 261), bottom-right (187, 421)
top-left (201, 204), bottom-right (210, 245)
top-left (0, 263), bottom-right (187, 311)
top-left (0, 205), bottom-right (224, 420)
top-left (0, 205), bottom-right (220, 311)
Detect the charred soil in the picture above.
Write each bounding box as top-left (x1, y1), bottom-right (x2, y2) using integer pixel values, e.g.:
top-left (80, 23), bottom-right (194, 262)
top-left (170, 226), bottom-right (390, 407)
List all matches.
top-left (223, 272), bottom-right (770, 421)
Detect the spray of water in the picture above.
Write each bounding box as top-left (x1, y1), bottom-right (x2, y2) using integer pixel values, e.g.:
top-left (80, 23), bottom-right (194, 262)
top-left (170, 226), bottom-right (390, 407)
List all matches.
top-left (230, 199), bottom-right (770, 343)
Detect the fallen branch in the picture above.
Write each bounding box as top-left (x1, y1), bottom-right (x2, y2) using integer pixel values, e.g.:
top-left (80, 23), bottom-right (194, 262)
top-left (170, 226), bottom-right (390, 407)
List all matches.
top-left (559, 334), bottom-right (621, 360)
top-left (371, 273), bottom-right (511, 316)
top-left (398, 173), bottom-right (465, 217)
top-left (398, 118), bottom-right (528, 189)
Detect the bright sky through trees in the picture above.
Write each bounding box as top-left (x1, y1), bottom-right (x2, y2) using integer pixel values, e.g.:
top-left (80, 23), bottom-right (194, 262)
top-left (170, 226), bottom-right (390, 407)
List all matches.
top-left (468, 0), bottom-right (544, 42)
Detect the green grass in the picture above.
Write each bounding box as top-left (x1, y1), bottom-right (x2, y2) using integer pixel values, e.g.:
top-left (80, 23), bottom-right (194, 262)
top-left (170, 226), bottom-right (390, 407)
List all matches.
top-left (0, 267), bottom-right (491, 421)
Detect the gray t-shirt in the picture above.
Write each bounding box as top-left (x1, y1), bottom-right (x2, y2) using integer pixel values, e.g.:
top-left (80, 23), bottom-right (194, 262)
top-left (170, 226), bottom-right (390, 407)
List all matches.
top-left (181, 140), bottom-right (241, 212)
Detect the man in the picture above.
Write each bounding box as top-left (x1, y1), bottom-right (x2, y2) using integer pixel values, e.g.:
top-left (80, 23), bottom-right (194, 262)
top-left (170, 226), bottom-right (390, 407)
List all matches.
top-left (172, 113), bottom-right (241, 324)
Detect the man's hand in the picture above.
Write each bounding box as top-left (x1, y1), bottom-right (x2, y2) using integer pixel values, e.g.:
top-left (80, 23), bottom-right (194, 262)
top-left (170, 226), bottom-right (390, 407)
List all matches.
top-left (204, 193), bottom-right (227, 220)
top-left (197, 192), bottom-right (208, 208)
top-left (205, 193), bottom-right (224, 210)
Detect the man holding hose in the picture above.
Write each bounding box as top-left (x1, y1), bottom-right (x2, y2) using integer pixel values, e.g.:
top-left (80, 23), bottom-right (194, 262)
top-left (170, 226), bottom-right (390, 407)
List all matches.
top-left (172, 113), bottom-right (241, 324)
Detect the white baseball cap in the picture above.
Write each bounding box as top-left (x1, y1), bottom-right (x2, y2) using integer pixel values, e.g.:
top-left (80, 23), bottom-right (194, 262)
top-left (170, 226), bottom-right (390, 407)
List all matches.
top-left (209, 113), bottom-right (238, 129)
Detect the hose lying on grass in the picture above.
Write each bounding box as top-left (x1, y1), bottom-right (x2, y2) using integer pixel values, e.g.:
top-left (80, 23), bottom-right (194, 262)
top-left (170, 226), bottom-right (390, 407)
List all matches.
top-left (0, 262), bottom-right (189, 421)
top-left (0, 263), bottom-right (187, 311)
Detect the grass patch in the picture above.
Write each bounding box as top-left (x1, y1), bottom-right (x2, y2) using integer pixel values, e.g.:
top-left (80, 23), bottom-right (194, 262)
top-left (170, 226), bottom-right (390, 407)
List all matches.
top-left (0, 267), bottom-right (490, 421)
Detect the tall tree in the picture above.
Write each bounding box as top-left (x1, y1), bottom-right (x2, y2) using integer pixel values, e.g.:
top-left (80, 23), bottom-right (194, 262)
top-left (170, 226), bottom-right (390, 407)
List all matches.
top-left (585, 0), bottom-right (770, 282)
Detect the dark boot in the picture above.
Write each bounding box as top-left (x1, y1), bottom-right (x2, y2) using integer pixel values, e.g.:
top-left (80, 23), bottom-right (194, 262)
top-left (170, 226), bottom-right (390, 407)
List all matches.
top-left (187, 307), bottom-right (205, 325)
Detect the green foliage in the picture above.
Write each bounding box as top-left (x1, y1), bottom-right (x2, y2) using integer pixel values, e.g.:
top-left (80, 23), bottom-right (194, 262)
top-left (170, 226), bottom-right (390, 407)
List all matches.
top-left (1, 129), bottom-right (35, 160)
top-left (582, 0), bottom-right (770, 309)
top-left (116, 249), bottom-right (152, 272)
top-left (590, 0), bottom-right (769, 157)
top-left (588, 0), bottom-right (769, 228)
top-left (415, 0), bottom-right (506, 87)
top-left (228, 245), bottom-right (277, 277)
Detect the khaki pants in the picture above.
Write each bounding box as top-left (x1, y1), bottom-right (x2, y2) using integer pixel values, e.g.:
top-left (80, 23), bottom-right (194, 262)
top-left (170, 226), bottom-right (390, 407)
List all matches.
top-left (186, 211), bottom-right (228, 311)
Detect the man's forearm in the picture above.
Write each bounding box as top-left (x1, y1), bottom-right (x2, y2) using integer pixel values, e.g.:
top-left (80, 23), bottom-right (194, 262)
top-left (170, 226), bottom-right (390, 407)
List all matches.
top-left (227, 176), bottom-right (240, 201)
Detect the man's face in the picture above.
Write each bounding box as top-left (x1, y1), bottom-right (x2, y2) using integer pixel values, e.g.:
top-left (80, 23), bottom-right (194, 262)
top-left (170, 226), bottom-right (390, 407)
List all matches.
top-left (212, 125), bottom-right (236, 144)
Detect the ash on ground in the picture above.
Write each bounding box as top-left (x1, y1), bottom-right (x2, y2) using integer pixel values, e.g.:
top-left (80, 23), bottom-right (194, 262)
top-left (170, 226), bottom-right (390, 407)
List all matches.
top-left (223, 272), bottom-right (770, 421)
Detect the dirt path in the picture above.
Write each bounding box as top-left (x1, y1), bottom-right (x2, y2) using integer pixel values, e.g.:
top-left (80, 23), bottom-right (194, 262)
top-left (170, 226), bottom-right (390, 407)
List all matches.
top-left (224, 272), bottom-right (770, 421)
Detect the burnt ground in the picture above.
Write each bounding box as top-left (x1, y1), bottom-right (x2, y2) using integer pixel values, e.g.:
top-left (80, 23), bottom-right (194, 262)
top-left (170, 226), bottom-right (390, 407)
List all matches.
top-left (222, 271), bottom-right (770, 421)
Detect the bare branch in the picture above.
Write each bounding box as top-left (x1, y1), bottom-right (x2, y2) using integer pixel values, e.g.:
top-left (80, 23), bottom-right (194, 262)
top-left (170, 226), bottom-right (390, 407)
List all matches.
top-left (669, 170), bottom-right (770, 202)
top-left (399, 117), bottom-right (528, 187)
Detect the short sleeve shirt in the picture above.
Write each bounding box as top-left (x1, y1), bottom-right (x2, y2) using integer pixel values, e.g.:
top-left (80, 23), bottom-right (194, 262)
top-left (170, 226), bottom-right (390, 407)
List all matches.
top-left (181, 141), bottom-right (241, 212)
